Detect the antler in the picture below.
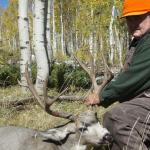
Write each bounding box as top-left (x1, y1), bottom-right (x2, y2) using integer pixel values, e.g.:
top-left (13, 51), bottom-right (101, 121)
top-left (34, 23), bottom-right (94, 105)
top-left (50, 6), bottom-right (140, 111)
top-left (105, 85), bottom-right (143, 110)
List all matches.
top-left (25, 65), bottom-right (76, 121)
top-left (73, 52), bottom-right (113, 97)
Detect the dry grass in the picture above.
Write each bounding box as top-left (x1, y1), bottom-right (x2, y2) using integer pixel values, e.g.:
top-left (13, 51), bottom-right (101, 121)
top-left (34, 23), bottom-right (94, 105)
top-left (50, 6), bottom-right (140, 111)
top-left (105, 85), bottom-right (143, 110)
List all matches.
top-left (0, 86), bottom-right (111, 130)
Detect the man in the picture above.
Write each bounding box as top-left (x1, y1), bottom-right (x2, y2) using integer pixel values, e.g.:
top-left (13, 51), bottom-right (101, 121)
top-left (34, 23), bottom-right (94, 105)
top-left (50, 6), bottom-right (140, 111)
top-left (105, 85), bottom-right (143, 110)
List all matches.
top-left (86, 0), bottom-right (150, 149)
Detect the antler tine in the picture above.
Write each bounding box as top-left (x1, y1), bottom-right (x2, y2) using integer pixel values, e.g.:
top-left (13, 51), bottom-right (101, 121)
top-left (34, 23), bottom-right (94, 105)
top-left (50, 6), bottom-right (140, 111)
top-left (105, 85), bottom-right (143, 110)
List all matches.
top-left (73, 55), bottom-right (96, 85)
top-left (73, 55), bottom-right (91, 77)
top-left (25, 64), bottom-right (76, 121)
top-left (101, 53), bottom-right (114, 89)
top-left (74, 53), bottom-right (99, 90)
top-left (45, 87), bottom-right (68, 108)
top-left (89, 53), bottom-right (98, 91)
top-left (25, 64), bottom-right (45, 108)
top-left (89, 52), bottom-right (95, 75)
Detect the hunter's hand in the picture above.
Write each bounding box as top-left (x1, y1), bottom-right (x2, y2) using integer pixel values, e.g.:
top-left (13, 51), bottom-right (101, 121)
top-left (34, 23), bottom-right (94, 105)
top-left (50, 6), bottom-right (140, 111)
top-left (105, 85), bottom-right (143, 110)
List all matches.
top-left (84, 93), bottom-right (100, 105)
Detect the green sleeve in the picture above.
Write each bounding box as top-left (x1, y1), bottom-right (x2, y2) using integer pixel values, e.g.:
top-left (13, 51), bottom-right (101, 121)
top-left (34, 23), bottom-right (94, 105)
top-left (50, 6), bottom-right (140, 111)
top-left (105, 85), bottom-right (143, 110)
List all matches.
top-left (101, 37), bottom-right (150, 106)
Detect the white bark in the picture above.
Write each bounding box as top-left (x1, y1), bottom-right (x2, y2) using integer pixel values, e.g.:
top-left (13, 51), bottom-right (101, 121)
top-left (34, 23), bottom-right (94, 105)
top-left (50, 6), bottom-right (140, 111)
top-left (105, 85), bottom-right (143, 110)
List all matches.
top-left (70, 33), bottom-right (74, 54)
top-left (93, 32), bottom-right (97, 57)
top-left (89, 8), bottom-right (94, 54)
top-left (59, 0), bottom-right (64, 55)
top-left (34, 0), bottom-right (49, 95)
top-left (46, 0), bottom-right (53, 63)
top-left (52, 0), bottom-right (57, 56)
top-left (89, 33), bottom-right (93, 54)
top-left (18, 0), bottom-right (31, 91)
top-left (0, 16), bottom-right (2, 44)
top-left (75, 8), bottom-right (79, 50)
top-left (109, 13), bottom-right (115, 64)
top-left (114, 25), bottom-right (123, 68)
top-left (60, 17), bottom-right (64, 55)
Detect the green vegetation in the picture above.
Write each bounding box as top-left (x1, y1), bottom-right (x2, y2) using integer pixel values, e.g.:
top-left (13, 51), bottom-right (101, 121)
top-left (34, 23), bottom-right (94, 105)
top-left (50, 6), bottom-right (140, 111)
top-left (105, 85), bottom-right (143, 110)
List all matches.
top-left (0, 63), bottom-right (91, 90)
top-left (0, 65), bottom-right (20, 86)
top-left (49, 63), bottom-right (91, 90)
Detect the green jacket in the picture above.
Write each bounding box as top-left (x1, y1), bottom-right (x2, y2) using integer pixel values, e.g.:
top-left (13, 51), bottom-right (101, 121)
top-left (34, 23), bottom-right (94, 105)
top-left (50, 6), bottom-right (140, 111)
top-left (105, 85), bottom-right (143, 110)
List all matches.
top-left (101, 31), bottom-right (150, 106)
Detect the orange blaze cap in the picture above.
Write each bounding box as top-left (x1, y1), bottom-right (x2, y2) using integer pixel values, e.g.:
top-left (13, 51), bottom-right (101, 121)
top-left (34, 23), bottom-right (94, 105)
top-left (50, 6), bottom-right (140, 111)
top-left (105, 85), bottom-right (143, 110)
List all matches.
top-left (123, 0), bottom-right (150, 17)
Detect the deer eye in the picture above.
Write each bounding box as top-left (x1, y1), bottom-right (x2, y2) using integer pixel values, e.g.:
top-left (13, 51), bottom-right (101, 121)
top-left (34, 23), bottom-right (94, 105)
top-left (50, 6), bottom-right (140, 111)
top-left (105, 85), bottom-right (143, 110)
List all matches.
top-left (84, 123), bottom-right (92, 127)
top-left (79, 127), bottom-right (87, 132)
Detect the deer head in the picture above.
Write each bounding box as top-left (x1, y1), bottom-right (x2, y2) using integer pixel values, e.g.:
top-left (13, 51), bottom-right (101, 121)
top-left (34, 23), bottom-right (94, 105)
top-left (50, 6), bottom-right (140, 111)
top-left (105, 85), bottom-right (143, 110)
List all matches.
top-left (36, 110), bottom-right (112, 147)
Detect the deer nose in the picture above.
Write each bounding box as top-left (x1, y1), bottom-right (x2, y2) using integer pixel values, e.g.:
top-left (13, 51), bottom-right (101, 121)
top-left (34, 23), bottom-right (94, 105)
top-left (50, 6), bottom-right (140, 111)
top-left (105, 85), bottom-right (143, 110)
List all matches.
top-left (103, 133), bottom-right (113, 143)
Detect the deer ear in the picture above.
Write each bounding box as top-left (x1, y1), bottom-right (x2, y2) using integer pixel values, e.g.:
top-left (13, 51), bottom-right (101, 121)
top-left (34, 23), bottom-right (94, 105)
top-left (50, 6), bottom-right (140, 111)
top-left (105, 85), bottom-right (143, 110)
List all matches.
top-left (38, 129), bottom-right (70, 141)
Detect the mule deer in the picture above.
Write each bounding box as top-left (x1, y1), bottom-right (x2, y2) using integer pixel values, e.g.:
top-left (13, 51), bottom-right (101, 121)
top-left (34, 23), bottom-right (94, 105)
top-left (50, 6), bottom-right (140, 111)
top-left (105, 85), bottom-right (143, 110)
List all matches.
top-left (0, 110), bottom-right (112, 150)
top-left (0, 55), bottom-right (113, 150)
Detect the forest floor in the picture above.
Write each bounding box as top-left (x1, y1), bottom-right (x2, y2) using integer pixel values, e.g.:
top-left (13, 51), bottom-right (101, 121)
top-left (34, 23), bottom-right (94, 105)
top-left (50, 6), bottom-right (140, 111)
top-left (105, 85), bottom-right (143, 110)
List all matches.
top-left (0, 86), bottom-right (114, 129)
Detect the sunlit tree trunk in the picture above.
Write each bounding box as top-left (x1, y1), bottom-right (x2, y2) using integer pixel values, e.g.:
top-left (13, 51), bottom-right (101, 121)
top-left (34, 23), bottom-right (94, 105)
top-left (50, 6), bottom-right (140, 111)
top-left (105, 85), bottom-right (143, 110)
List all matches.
top-left (0, 16), bottom-right (2, 46)
top-left (109, 6), bottom-right (116, 66)
top-left (75, 7), bottom-right (79, 50)
top-left (89, 6), bottom-right (97, 62)
top-left (89, 33), bottom-right (93, 53)
top-left (32, 0), bottom-right (36, 64)
top-left (34, 0), bottom-right (49, 95)
top-left (18, 0), bottom-right (31, 91)
top-left (114, 26), bottom-right (123, 68)
top-left (70, 33), bottom-right (74, 54)
top-left (52, 0), bottom-right (57, 56)
top-left (58, 0), bottom-right (64, 55)
top-left (89, 7), bottom-right (94, 54)
top-left (46, 0), bottom-right (53, 64)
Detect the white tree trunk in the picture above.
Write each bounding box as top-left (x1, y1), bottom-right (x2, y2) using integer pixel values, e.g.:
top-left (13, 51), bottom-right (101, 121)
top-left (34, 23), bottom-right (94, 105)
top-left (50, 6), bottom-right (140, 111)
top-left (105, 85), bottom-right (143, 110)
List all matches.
top-left (89, 33), bottom-right (93, 54)
top-left (109, 6), bottom-right (115, 65)
top-left (59, 0), bottom-right (64, 55)
top-left (114, 25), bottom-right (123, 68)
top-left (46, 0), bottom-right (53, 64)
top-left (70, 33), bottom-right (74, 54)
top-left (18, 0), bottom-right (31, 91)
top-left (52, 0), bottom-right (57, 56)
top-left (75, 8), bottom-right (79, 50)
top-left (0, 17), bottom-right (2, 44)
top-left (89, 8), bottom-right (94, 54)
top-left (34, 0), bottom-right (49, 95)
